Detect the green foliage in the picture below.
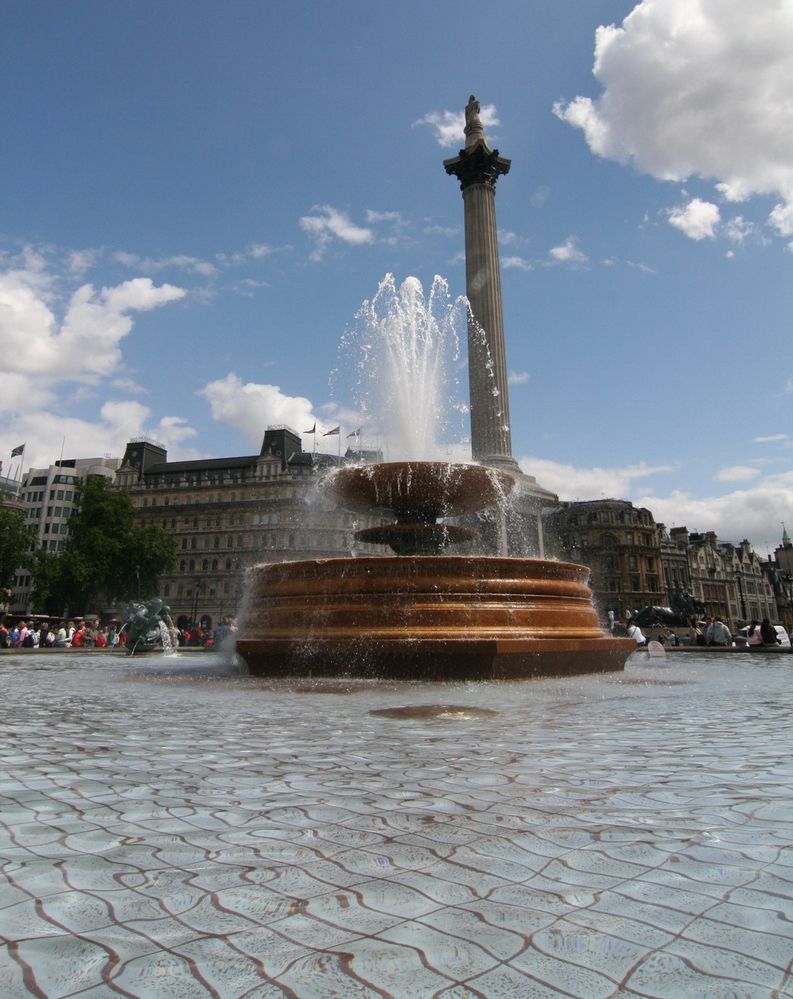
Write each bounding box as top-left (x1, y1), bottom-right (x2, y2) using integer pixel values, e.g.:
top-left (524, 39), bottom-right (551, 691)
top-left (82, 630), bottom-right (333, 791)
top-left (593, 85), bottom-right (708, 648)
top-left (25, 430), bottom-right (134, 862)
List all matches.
top-left (0, 506), bottom-right (35, 594)
top-left (30, 476), bottom-right (177, 615)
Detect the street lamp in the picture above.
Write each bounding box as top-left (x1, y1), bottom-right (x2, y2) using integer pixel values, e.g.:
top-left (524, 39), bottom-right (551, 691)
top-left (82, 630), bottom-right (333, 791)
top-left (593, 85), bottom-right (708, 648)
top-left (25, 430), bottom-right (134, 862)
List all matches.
top-left (190, 578), bottom-right (202, 630)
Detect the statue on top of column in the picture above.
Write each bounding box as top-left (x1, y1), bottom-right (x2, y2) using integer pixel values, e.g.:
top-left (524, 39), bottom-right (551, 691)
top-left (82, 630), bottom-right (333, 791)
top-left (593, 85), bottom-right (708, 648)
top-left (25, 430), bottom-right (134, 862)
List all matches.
top-left (465, 95), bottom-right (481, 129)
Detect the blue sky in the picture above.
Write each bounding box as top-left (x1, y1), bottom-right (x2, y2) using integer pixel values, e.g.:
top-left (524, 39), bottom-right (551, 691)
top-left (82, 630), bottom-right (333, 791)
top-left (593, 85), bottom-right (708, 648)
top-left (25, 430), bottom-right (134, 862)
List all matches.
top-left (2, 0), bottom-right (792, 551)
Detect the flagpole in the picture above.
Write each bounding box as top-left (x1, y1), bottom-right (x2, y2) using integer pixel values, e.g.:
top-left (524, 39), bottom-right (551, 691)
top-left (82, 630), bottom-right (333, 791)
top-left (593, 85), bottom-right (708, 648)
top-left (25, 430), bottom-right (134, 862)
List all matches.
top-left (13, 445), bottom-right (26, 496)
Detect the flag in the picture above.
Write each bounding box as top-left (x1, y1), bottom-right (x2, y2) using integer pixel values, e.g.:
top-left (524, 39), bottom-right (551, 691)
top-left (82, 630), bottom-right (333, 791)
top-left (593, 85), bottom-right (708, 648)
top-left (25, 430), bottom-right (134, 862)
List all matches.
top-left (347, 428), bottom-right (361, 438)
top-left (10, 444), bottom-right (24, 457)
top-left (323, 426), bottom-right (340, 436)
top-left (303, 423), bottom-right (316, 434)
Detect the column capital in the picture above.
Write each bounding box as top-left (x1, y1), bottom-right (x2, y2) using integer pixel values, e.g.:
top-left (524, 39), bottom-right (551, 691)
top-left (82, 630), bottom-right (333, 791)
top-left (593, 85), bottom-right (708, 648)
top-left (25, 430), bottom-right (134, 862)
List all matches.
top-left (444, 142), bottom-right (511, 192)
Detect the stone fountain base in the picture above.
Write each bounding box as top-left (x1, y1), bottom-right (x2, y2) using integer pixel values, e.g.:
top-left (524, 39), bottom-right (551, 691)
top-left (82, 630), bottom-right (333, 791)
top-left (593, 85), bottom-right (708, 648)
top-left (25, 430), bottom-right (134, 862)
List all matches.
top-left (236, 555), bottom-right (634, 680)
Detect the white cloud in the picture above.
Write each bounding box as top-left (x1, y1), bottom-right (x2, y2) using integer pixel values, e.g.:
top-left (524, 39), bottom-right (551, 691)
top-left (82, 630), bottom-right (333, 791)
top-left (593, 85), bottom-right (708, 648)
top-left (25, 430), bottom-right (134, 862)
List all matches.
top-left (636, 473), bottom-right (793, 550)
top-left (521, 455), bottom-right (677, 501)
top-left (524, 452), bottom-right (793, 551)
top-left (113, 251), bottom-right (217, 278)
top-left (722, 216), bottom-right (757, 245)
top-left (413, 103), bottom-right (500, 148)
top-left (668, 198), bottom-right (720, 240)
top-left (199, 373), bottom-right (316, 445)
top-left (753, 433), bottom-right (791, 444)
top-left (247, 243), bottom-right (275, 260)
top-left (508, 370), bottom-right (530, 385)
top-left (554, 0), bottom-right (793, 241)
top-left (365, 210), bottom-right (402, 224)
top-left (0, 258), bottom-right (185, 387)
top-left (299, 205), bottom-right (373, 260)
top-left (715, 465), bottom-right (760, 483)
top-left (549, 237), bottom-right (588, 265)
top-left (5, 400), bottom-right (197, 471)
top-left (0, 249), bottom-right (191, 468)
top-left (502, 256), bottom-right (533, 271)
top-left (68, 249), bottom-right (97, 275)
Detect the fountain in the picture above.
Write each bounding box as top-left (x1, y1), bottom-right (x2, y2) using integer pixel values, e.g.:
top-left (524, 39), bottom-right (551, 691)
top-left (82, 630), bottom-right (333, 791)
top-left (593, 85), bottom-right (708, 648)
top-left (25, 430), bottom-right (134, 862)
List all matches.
top-left (236, 278), bottom-right (633, 679)
top-left (121, 597), bottom-right (178, 655)
top-left (238, 96), bottom-right (633, 678)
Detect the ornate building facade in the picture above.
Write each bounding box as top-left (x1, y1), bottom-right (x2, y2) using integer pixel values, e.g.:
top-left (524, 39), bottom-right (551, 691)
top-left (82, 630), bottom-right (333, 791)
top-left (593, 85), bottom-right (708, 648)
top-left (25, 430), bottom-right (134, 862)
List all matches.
top-left (116, 428), bottom-right (386, 630)
top-left (551, 503), bottom-right (783, 631)
top-left (548, 499), bottom-right (665, 619)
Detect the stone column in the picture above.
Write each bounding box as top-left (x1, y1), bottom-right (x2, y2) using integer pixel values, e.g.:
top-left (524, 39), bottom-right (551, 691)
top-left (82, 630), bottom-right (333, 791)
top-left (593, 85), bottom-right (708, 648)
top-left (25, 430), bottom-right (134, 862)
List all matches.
top-left (444, 95), bottom-right (518, 472)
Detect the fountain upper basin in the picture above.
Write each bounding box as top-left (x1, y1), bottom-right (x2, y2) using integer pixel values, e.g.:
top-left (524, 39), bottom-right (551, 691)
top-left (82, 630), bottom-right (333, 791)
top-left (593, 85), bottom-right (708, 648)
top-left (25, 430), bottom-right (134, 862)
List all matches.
top-left (327, 460), bottom-right (514, 521)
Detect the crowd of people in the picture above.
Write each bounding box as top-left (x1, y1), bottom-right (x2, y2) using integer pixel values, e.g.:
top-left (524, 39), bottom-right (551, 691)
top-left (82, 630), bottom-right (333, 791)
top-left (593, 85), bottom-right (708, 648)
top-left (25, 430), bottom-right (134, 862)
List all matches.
top-left (0, 615), bottom-right (238, 650)
top-left (0, 619), bottom-right (123, 649)
top-left (609, 613), bottom-right (784, 649)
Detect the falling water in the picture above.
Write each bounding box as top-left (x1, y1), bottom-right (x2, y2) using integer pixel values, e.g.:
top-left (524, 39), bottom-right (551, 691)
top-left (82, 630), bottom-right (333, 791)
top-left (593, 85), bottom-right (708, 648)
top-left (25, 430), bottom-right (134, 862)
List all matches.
top-left (334, 274), bottom-right (469, 460)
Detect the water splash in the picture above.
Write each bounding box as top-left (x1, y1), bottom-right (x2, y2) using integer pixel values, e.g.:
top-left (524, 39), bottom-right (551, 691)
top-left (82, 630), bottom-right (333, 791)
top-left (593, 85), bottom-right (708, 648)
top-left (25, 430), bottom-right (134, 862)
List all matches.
top-left (334, 274), bottom-right (469, 460)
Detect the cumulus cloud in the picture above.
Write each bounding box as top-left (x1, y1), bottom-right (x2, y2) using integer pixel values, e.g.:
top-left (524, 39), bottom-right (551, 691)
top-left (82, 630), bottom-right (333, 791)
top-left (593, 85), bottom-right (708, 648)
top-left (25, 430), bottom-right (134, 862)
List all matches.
top-left (299, 205), bottom-right (373, 260)
top-left (668, 198), bottom-right (720, 240)
top-left (413, 103), bottom-right (500, 148)
top-left (508, 370), bottom-right (530, 385)
top-left (0, 248), bottom-right (192, 468)
top-left (503, 256), bottom-right (533, 271)
top-left (0, 257), bottom-right (185, 387)
top-left (554, 0), bottom-right (793, 241)
top-left (524, 452), bottom-right (793, 550)
top-left (520, 455), bottom-right (677, 501)
top-left (715, 465), bottom-right (760, 483)
top-left (198, 373), bottom-right (317, 445)
top-left (5, 400), bottom-right (197, 471)
top-left (549, 237), bottom-right (588, 265)
top-left (636, 472), bottom-right (793, 550)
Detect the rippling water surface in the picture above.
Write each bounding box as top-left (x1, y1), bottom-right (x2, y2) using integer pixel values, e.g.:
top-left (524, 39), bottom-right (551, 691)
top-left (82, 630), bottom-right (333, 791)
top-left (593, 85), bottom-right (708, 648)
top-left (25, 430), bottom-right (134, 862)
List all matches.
top-left (0, 650), bottom-right (791, 997)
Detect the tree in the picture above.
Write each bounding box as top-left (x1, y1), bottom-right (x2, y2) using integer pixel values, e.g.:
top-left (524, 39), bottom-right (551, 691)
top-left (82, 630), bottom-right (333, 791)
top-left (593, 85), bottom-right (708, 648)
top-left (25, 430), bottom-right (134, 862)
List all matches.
top-left (31, 477), bottom-right (177, 615)
top-left (0, 507), bottom-right (35, 602)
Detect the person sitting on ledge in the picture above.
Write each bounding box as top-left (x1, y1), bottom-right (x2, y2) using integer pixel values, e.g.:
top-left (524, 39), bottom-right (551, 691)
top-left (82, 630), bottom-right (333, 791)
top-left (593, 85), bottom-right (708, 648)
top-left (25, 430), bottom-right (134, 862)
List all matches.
top-left (705, 617), bottom-right (732, 647)
top-left (760, 618), bottom-right (780, 645)
top-left (626, 621), bottom-right (647, 646)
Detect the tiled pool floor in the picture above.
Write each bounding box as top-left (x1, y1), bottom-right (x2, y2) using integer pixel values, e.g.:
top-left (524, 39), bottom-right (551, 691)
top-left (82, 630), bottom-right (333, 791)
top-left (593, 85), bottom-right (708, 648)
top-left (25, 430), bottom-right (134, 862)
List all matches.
top-left (0, 651), bottom-right (791, 997)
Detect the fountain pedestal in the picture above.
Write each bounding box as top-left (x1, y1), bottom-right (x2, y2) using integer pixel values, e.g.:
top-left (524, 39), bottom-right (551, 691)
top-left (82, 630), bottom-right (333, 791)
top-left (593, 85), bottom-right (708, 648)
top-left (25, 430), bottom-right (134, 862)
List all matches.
top-left (237, 462), bottom-right (633, 678)
top-left (236, 554), bottom-right (634, 679)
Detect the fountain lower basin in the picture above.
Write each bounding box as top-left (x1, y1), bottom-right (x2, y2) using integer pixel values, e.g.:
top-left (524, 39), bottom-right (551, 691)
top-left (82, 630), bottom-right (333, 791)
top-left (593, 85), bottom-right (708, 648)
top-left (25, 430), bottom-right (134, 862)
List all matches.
top-left (236, 554), bottom-right (633, 679)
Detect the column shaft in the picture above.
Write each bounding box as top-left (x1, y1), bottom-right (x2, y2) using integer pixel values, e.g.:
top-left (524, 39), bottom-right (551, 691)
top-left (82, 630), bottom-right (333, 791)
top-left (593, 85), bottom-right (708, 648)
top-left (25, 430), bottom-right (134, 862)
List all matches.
top-left (463, 183), bottom-right (512, 461)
